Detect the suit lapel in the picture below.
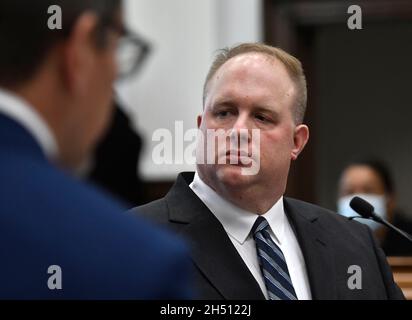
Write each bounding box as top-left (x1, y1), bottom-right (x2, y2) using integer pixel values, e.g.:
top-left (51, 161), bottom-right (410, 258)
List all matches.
top-left (164, 174), bottom-right (339, 299)
top-left (284, 198), bottom-right (338, 299)
top-left (165, 173), bottom-right (265, 300)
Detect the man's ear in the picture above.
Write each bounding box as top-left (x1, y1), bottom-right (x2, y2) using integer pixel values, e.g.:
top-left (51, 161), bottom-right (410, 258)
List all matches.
top-left (197, 115), bottom-right (202, 128)
top-left (291, 124), bottom-right (309, 160)
top-left (61, 12), bottom-right (99, 95)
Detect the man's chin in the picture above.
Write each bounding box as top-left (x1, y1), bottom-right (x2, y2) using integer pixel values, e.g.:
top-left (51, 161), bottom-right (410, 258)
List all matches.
top-left (216, 164), bottom-right (256, 187)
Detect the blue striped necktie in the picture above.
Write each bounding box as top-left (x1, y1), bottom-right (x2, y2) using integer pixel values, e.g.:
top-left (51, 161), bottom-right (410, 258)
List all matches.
top-left (252, 216), bottom-right (298, 300)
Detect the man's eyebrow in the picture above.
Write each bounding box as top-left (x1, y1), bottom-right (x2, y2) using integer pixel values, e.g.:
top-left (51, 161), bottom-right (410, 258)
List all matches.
top-left (211, 100), bottom-right (237, 108)
top-left (252, 105), bottom-right (279, 116)
top-left (210, 102), bottom-right (280, 117)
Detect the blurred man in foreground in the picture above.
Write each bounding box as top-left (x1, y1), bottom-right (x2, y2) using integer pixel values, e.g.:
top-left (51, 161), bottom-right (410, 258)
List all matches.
top-left (0, 0), bottom-right (191, 299)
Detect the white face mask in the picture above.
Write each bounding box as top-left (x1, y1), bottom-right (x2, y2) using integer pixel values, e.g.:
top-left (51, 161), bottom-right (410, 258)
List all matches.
top-left (337, 193), bottom-right (387, 231)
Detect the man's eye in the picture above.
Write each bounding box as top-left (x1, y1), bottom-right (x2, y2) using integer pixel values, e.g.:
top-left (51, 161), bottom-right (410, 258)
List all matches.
top-left (255, 114), bottom-right (268, 122)
top-left (216, 111), bottom-right (231, 118)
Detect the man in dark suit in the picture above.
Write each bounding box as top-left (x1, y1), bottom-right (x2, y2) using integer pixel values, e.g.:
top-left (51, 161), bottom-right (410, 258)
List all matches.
top-left (133, 43), bottom-right (404, 299)
top-left (0, 0), bottom-right (191, 299)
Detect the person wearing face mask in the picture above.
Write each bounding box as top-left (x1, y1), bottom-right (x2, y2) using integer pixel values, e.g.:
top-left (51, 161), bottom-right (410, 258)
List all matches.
top-left (337, 159), bottom-right (412, 256)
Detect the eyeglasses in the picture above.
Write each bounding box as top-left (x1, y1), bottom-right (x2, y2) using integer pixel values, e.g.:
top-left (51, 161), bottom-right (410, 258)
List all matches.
top-left (111, 26), bottom-right (151, 80)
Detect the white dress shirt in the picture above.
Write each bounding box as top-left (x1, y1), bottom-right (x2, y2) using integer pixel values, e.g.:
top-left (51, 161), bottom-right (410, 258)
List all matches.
top-left (0, 88), bottom-right (58, 160)
top-left (190, 172), bottom-right (312, 300)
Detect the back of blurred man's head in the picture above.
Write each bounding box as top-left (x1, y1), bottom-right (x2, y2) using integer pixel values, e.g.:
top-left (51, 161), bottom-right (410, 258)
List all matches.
top-left (0, 0), bottom-right (123, 168)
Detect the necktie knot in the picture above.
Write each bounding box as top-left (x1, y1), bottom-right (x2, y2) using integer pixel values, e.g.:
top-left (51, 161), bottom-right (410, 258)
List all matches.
top-left (251, 216), bottom-right (269, 236)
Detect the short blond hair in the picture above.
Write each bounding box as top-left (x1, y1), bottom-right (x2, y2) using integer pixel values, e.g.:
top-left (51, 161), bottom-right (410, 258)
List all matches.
top-left (203, 43), bottom-right (307, 124)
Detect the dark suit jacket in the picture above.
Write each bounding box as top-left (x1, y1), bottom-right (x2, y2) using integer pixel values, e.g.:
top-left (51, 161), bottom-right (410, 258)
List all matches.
top-left (0, 114), bottom-right (191, 299)
top-left (134, 172), bottom-right (405, 300)
top-left (87, 102), bottom-right (145, 206)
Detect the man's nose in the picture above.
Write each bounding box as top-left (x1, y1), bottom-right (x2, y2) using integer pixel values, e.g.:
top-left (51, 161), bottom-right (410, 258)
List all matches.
top-left (232, 113), bottom-right (251, 129)
top-left (230, 114), bottom-right (252, 143)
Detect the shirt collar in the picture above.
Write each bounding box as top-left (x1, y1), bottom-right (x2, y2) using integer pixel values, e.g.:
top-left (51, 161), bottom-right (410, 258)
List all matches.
top-left (0, 87), bottom-right (58, 160)
top-left (189, 171), bottom-right (286, 245)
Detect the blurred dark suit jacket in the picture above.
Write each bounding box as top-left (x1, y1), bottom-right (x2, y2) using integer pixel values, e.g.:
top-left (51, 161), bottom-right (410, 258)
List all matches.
top-left (133, 172), bottom-right (405, 300)
top-left (88, 103), bottom-right (145, 206)
top-left (0, 113), bottom-right (191, 299)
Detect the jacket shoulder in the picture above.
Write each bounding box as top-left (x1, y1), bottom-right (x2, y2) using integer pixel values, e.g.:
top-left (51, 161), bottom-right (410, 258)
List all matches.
top-left (130, 198), bottom-right (170, 224)
top-left (284, 197), bottom-right (371, 239)
top-left (0, 155), bottom-right (191, 298)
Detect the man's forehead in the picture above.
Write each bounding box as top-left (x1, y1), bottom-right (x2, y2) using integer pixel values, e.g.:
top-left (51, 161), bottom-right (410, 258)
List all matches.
top-left (217, 52), bottom-right (285, 77)
top-left (209, 53), bottom-right (293, 94)
top-left (208, 53), bottom-right (295, 98)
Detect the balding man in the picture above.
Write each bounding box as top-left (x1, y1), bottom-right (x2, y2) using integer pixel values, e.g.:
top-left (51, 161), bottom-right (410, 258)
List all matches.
top-left (133, 43), bottom-right (404, 300)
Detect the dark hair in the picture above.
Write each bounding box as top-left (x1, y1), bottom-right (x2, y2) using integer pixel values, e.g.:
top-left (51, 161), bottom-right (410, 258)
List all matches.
top-left (0, 0), bottom-right (121, 87)
top-left (345, 158), bottom-right (395, 194)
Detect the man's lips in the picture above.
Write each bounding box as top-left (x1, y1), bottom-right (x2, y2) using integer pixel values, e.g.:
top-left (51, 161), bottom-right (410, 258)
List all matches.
top-left (219, 150), bottom-right (254, 167)
top-left (225, 150), bottom-right (251, 157)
